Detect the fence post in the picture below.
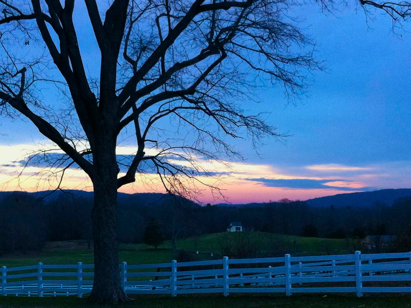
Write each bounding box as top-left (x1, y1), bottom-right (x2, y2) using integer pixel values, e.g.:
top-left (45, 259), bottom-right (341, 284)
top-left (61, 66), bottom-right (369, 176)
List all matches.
top-left (223, 256), bottom-right (229, 297)
top-left (171, 260), bottom-right (177, 297)
top-left (121, 262), bottom-right (127, 292)
top-left (355, 251), bottom-right (363, 297)
top-left (38, 262), bottom-right (43, 297)
top-left (298, 262), bottom-right (302, 285)
top-left (285, 254), bottom-right (291, 296)
top-left (2, 266), bottom-right (6, 296)
top-left (77, 262), bottom-right (83, 298)
top-left (268, 266), bottom-right (272, 286)
top-left (332, 260), bottom-right (336, 277)
top-left (408, 251), bottom-right (411, 273)
top-left (368, 259), bottom-right (373, 277)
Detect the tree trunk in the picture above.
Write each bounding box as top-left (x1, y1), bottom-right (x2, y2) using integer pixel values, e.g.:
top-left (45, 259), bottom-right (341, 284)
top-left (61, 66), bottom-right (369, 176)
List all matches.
top-left (88, 139), bottom-right (129, 303)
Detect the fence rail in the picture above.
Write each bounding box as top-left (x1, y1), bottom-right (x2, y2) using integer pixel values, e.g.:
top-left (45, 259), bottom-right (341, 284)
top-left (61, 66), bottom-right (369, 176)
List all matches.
top-left (2, 251), bottom-right (411, 298)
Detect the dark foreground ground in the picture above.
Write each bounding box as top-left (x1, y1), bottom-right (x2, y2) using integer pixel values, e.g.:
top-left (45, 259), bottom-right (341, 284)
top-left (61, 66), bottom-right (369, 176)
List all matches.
top-left (1, 294), bottom-right (411, 308)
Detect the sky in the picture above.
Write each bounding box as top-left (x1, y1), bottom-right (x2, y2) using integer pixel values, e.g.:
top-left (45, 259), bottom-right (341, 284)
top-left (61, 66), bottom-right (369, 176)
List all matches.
top-left (0, 2), bottom-right (410, 204)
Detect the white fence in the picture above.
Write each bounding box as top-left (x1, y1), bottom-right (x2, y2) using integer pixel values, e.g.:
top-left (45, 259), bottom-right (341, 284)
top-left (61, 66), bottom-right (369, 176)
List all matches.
top-left (2, 251), bottom-right (411, 298)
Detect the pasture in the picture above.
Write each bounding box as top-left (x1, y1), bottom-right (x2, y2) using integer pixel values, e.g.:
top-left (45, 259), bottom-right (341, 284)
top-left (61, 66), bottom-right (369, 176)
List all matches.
top-left (172, 232), bottom-right (350, 255)
top-left (0, 232), bottom-right (349, 268)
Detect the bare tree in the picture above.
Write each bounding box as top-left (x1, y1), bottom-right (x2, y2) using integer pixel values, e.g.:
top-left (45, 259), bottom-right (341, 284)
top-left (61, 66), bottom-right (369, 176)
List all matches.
top-left (0, 0), bottom-right (409, 303)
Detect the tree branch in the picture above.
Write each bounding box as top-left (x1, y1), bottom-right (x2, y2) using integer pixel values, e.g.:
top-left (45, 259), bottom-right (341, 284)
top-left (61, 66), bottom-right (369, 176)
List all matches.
top-left (0, 92), bottom-right (94, 177)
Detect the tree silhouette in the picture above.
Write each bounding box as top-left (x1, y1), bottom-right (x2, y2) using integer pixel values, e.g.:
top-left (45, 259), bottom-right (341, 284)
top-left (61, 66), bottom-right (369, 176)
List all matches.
top-left (144, 218), bottom-right (164, 249)
top-left (0, 0), bottom-right (409, 303)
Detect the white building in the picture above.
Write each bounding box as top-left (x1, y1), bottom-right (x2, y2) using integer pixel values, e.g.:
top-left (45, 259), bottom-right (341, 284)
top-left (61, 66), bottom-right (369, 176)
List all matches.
top-left (227, 222), bottom-right (243, 232)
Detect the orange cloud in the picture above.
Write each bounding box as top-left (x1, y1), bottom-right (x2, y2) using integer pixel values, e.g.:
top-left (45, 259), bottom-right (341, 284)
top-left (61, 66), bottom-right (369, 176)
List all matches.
top-left (322, 181), bottom-right (368, 189)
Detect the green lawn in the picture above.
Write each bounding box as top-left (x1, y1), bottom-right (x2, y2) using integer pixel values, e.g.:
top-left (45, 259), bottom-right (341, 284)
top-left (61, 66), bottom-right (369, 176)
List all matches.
top-left (166, 232), bottom-right (350, 255)
top-left (0, 232), bottom-right (352, 268)
top-left (0, 247), bottom-right (177, 268)
top-left (0, 294), bottom-right (411, 308)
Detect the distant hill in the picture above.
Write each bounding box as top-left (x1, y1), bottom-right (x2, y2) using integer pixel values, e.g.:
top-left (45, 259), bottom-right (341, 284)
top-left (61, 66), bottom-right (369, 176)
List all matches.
top-left (305, 189), bottom-right (411, 208)
top-left (215, 189), bottom-right (411, 209)
top-left (215, 202), bottom-right (276, 207)
top-left (0, 190), bottom-right (199, 208)
top-left (2, 188), bottom-right (411, 209)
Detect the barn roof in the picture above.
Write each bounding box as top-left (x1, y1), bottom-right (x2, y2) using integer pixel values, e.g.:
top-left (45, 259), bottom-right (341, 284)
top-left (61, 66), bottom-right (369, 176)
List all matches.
top-left (230, 222), bottom-right (242, 227)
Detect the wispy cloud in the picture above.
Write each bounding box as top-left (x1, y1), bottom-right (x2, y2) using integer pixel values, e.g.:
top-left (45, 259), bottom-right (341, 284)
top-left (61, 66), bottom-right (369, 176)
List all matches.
top-left (247, 178), bottom-right (375, 191)
top-left (306, 164), bottom-right (373, 172)
top-left (322, 181), bottom-right (369, 189)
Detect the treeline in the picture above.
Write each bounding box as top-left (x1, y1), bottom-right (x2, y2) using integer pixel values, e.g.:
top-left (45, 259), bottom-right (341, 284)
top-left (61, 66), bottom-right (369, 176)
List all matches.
top-left (199, 199), bottom-right (411, 240)
top-left (1, 192), bottom-right (411, 254)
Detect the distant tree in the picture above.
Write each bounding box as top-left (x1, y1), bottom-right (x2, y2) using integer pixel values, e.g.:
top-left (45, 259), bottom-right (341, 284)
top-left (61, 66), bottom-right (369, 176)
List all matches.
top-left (0, 193), bottom-right (46, 254)
top-left (375, 223), bottom-right (387, 235)
top-left (278, 198), bottom-right (293, 204)
top-left (395, 225), bottom-right (411, 252)
top-left (159, 197), bottom-right (201, 251)
top-left (47, 196), bottom-right (92, 241)
top-left (302, 224), bottom-right (318, 238)
top-left (325, 204), bottom-right (337, 236)
top-left (144, 219), bottom-right (164, 250)
top-left (328, 228), bottom-right (346, 239)
top-left (371, 202), bottom-right (389, 231)
top-left (351, 227), bottom-right (366, 239)
top-left (117, 208), bottom-right (145, 244)
top-left (388, 198), bottom-right (411, 233)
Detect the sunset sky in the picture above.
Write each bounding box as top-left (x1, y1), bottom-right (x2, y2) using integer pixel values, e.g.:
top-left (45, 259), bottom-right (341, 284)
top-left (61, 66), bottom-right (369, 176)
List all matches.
top-left (0, 2), bottom-right (410, 204)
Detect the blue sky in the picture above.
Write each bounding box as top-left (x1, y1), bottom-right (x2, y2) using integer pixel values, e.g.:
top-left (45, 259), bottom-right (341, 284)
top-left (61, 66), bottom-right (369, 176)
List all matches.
top-left (0, 2), bottom-right (410, 203)
top-left (243, 5), bottom-right (411, 168)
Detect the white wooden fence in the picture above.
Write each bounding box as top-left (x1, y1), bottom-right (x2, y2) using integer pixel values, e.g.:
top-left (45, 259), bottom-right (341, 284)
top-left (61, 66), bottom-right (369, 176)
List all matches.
top-left (2, 251), bottom-right (411, 298)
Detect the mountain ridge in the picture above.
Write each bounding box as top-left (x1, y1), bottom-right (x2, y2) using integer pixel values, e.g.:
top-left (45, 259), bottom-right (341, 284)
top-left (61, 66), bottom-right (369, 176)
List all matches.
top-left (215, 189), bottom-right (411, 208)
top-left (305, 188), bottom-right (411, 208)
top-left (0, 190), bottom-right (199, 208)
top-left (1, 188), bottom-right (410, 208)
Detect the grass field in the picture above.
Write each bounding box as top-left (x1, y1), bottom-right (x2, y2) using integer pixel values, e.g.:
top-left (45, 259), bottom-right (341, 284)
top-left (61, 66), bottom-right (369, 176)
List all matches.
top-left (0, 247), bottom-right (177, 268)
top-left (0, 294), bottom-right (411, 308)
top-left (168, 232), bottom-right (351, 255)
top-left (0, 232), bottom-right (351, 268)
